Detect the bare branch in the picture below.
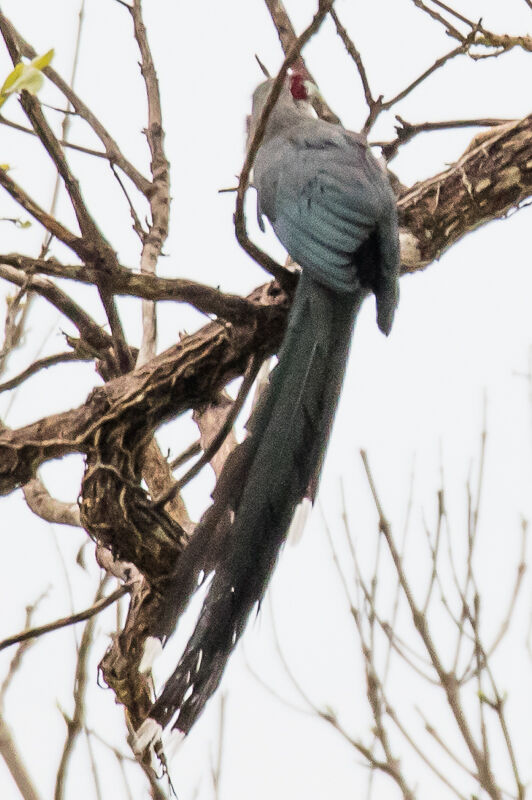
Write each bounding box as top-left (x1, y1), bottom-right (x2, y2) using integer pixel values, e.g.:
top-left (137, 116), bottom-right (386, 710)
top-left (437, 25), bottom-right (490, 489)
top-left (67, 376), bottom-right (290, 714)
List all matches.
top-left (0, 716), bottom-right (42, 800)
top-left (330, 9), bottom-right (375, 108)
top-left (416, 706), bottom-right (477, 780)
top-left (130, 0), bottom-right (170, 366)
top-left (0, 263), bottom-right (114, 354)
top-left (398, 113), bottom-right (532, 271)
top-left (378, 116), bottom-right (515, 161)
top-left (382, 41), bottom-right (471, 110)
top-left (411, 0), bottom-right (532, 56)
top-left (23, 476), bottom-right (81, 527)
top-left (0, 280), bottom-right (288, 500)
top-left (0, 168), bottom-right (81, 252)
top-left (0, 115), bottom-right (106, 157)
top-left (1, 253), bottom-right (262, 323)
top-left (0, 585), bottom-right (128, 652)
top-left (169, 439), bottom-right (201, 470)
top-left (410, 0), bottom-right (465, 41)
top-left (0, 273), bottom-right (32, 377)
top-left (0, 11), bottom-right (152, 196)
top-left (360, 450), bottom-right (502, 798)
top-left (0, 351), bottom-right (88, 394)
top-left (386, 703), bottom-right (468, 800)
top-left (0, 595), bottom-right (47, 800)
top-left (55, 578), bottom-right (111, 800)
top-left (0, 591), bottom-right (48, 702)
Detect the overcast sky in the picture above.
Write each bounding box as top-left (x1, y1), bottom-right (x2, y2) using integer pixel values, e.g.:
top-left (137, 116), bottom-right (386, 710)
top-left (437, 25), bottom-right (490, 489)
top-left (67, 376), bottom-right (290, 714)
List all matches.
top-left (1, 1), bottom-right (532, 799)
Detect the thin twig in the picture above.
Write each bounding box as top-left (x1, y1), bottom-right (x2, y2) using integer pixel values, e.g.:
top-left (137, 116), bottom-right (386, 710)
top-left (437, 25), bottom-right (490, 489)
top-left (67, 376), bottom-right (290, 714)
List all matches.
top-left (486, 518), bottom-right (527, 657)
top-left (267, 595), bottom-right (402, 781)
top-left (378, 116), bottom-right (514, 162)
top-left (410, 0), bottom-right (465, 41)
top-left (382, 42), bottom-right (470, 109)
top-left (416, 706), bottom-right (476, 779)
top-left (0, 168), bottom-right (81, 252)
top-left (0, 263), bottom-right (114, 353)
top-left (0, 716), bottom-right (42, 800)
top-left (330, 8), bottom-right (374, 108)
top-left (422, 488), bottom-right (445, 615)
top-left (0, 351), bottom-right (88, 394)
top-left (0, 115), bottom-right (107, 158)
top-left (0, 11), bottom-right (151, 195)
top-left (331, 496), bottom-right (435, 681)
top-left (0, 590), bottom-right (48, 702)
top-left (360, 450), bottom-right (501, 798)
top-left (386, 703), bottom-right (468, 800)
top-left (0, 585), bottom-right (128, 652)
top-left (130, 0), bottom-right (170, 367)
top-left (169, 439), bottom-right (201, 471)
top-left (55, 577), bottom-right (111, 800)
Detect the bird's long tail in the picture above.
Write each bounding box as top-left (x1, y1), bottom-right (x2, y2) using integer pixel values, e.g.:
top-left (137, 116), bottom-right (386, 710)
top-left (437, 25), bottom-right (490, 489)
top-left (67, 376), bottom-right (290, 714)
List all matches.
top-left (140, 273), bottom-right (362, 741)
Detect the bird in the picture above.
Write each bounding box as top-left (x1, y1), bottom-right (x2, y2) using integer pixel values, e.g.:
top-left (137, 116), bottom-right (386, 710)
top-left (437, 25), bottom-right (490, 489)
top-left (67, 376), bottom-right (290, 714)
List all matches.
top-left (133, 70), bottom-right (400, 752)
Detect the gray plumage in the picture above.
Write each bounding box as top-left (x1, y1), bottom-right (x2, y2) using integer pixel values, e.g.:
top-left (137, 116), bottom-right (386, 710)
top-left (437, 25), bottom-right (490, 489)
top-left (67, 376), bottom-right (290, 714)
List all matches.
top-left (138, 75), bottom-right (400, 742)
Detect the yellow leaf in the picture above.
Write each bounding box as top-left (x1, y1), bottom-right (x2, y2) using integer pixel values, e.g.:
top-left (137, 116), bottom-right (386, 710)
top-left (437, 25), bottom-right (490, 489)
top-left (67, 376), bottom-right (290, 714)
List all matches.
top-left (0, 62), bottom-right (24, 95)
top-left (30, 48), bottom-right (54, 72)
top-left (0, 164), bottom-right (10, 171)
top-left (0, 49), bottom-right (54, 105)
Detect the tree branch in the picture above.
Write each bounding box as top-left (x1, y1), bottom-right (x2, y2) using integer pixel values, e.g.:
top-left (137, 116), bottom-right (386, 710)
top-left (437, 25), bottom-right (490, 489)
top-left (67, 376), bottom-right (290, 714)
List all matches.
top-left (0, 585), bottom-right (128, 652)
top-left (0, 716), bottom-right (42, 800)
top-left (1, 112), bottom-right (531, 496)
top-left (0, 254), bottom-right (261, 323)
top-left (23, 476), bottom-right (81, 527)
top-left (130, 0), bottom-right (170, 367)
top-left (0, 11), bottom-right (152, 196)
top-left (0, 351), bottom-right (89, 395)
top-left (0, 264), bottom-right (113, 354)
top-left (0, 280), bottom-right (288, 497)
top-left (0, 114), bottom-right (107, 158)
top-left (0, 168), bottom-right (81, 252)
top-left (398, 114), bottom-right (532, 270)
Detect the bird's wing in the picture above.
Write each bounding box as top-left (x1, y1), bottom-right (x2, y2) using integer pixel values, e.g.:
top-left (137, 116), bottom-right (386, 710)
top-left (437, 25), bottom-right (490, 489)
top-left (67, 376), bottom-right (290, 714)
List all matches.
top-left (254, 120), bottom-right (397, 295)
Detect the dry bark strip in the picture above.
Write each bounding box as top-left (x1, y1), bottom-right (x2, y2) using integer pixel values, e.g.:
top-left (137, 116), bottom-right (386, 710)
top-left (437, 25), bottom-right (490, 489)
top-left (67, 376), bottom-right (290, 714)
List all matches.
top-left (398, 115), bottom-right (532, 268)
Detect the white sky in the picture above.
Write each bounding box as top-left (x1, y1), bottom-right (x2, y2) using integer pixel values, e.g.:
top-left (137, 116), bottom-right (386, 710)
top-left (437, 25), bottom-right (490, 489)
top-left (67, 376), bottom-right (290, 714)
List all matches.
top-left (0, 1), bottom-right (532, 799)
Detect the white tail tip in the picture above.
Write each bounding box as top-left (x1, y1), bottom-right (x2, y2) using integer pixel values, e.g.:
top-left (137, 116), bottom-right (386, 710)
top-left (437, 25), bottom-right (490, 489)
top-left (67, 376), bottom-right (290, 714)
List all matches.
top-left (288, 498), bottom-right (312, 545)
top-left (132, 719), bottom-right (163, 754)
top-left (139, 636), bottom-right (163, 673)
